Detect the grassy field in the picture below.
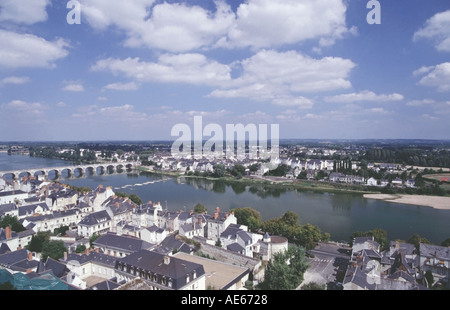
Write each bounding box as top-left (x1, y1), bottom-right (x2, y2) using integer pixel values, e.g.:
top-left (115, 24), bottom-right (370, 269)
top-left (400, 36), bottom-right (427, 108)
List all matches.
top-left (423, 173), bottom-right (450, 182)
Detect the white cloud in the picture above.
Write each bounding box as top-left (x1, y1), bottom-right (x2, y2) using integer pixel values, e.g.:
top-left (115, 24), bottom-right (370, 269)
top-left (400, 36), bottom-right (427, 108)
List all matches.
top-left (414, 10), bottom-right (450, 52)
top-left (272, 96), bottom-right (314, 109)
top-left (220, 0), bottom-right (355, 49)
top-left (63, 83), bottom-right (85, 92)
top-left (0, 76), bottom-right (30, 85)
top-left (0, 30), bottom-right (69, 69)
top-left (413, 66), bottom-right (434, 77)
top-left (209, 50), bottom-right (355, 106)
top-left (0, 0), bottom-right (50, 25)
top-left (415, 62), bottom-right (450, 92)
top-left (2, 100), bottom-right (48, 114)
top-left (91, 54), bottom-right (232, 86)
top-left (324, 90), bottom-right (404, 103)
top-left (422, 114), bottom-right (439, 120)
top-left (82, 0), bottom-right (235, 52)
top-left (406, 99), bottom-right (436, 106)
top-left (81, 0), bottom-right (353, 52)
top-left (103, 82), bottom-right (139, 91)
top-left (72, 104), bottom-right (149, 123)
top-left (56, 102), bottom-right (67, 107)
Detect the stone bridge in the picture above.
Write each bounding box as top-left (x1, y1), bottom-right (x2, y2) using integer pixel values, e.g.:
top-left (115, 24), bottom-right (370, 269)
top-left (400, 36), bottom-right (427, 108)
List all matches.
top-left (0, 162), bottom-right (140, 180)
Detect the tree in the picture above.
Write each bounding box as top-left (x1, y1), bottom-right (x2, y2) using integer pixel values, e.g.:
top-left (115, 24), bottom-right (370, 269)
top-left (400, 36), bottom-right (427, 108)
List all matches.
top-left (259, 246), bottom-right (309, 290)
top-left (407, 234), bottom-right (432, 251)
top-left (75, 245), bottom-right (86, 253)
top-left (89, 233), bottom-right (100, 248)
top-left (194, 203), bottom-right (207, 214)
top-left (301, 282), bottom-right (326, 290)
top-left (231, 207), bottom-right (263, 232)
top-left (350, 228), bottom-right (389, 251)
top-left (0, 215), bottom-right (26, 233)
top-left (441, 238), bottom-right (450, 247)
top-left (231, 164), bottom-right (245, 178)
top-left (213, 164), bottom-right (226, 178)
top-left (53, 225), bottom-right (69, 236)
top-left (281, 211), bottom-right (299, 226)
top-left (41, 240), bottom-right (67, 261)
top-left (424, 270), bottom-right (434, 288)
top-left (26, 231), bottom-right (50, 253)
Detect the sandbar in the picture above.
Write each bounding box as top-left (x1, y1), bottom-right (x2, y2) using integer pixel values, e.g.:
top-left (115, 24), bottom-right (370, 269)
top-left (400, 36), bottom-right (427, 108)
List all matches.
top-left (363, 194), bottom-right (450, 210)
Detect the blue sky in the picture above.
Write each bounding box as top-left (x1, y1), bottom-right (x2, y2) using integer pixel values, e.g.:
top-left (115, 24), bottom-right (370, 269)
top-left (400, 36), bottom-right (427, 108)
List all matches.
top-left (0, 0), bottom-right (449, 141)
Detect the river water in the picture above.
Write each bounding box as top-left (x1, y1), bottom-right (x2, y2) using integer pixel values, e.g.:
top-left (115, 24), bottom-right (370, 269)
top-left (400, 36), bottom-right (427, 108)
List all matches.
top-left (1, 152), bottom-right (449, 244)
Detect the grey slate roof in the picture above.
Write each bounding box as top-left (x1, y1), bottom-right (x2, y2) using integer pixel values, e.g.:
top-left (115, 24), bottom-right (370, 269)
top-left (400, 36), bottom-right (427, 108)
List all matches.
top-left (227, 242), bottom-right (245, 253)
top-left (220, 223), bottom-right (242, 240)
top-left (78, 210), bottom-right (111, 226)
top-left (18, 202), bottom-right (49, 217)
top-left (0, 203), bottom-right (17, 215)
top-left (115, 249), bottom-right (205, 290)
top-left (93, 232), bottom-right (154, 253)
top-left (0, 249), bottom-right (39, 272)
top-left (88, 279), bottom-right (121, 290)
top-left (419, 243), bottom-right (450, 260)
top-left (156, 234), bottom-right (195, 255)
top-left (0, 243), bottom-right (11, 255)
top-left (37, 257), bottom-right (70, 278)
top-left (63, 251), bottom-right (117, 268)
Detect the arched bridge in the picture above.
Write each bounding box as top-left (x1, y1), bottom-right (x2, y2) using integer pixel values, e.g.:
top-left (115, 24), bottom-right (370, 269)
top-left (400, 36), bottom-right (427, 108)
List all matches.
top-left (0, 162), bottom-right (140, 180)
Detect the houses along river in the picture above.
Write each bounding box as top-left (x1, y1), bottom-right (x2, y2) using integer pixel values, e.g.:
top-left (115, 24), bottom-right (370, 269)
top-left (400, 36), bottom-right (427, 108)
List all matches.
top-left (1, 153), bottom-right (450, 244)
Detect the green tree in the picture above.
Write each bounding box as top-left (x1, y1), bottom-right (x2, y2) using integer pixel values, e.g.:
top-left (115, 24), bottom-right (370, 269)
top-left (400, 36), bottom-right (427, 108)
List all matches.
top-left (407, 234), bottom-right (432, 251)
top-left (0, 215), bottom-right (26, 233)
top-left (26, 231), bottom-right (50, 253)
top-left (441, 238), bottom-right (450, 247)
top-left (194, 203), bottom-right (207, 214)
top-left (231, 164), bottom-right (246, 178)
top-left (281, 211), bottom-right (299, 226)
top-left (41, 240), bottom-right (67, 261)
top-left (213, 164), bottom-right (226, 178)
top-left (75, 245), bottom-right (86, 253)
top-left (53, 225), bottom-right (69, 236)
top-left (259, 246), bottom-right (309, 290)
top-left (89, 233), bottom-right (100, 248)
top-left (301, 282), bottom-right (326, 290)
top-left (350, 228), bottom-right (389, 251)
top-left (231, 207), bottom-right (263, 232)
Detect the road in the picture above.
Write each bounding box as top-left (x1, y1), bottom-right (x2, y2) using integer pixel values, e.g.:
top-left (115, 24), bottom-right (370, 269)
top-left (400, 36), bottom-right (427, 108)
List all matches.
top-left (298, 242), bottom-right (351, 290)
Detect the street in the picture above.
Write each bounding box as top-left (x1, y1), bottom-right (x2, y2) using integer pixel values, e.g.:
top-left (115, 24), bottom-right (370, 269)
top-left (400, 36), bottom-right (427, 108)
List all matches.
top-left (299, 242), bottom-right (351, 290)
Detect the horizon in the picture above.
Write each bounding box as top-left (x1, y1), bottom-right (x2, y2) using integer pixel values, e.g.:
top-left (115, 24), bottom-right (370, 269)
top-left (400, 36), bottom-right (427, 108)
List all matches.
top-left (1, 1), bottom-right (450, 141)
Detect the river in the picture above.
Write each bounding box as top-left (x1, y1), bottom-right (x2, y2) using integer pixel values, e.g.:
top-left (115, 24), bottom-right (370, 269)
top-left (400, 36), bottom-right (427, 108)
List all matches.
top-left (1, 153), bottom-right (449, 244)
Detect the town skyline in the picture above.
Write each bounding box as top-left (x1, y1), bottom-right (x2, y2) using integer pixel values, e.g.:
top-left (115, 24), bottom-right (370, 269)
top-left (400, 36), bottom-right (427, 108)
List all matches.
top-left (1, 0), bottom-right (450, 141)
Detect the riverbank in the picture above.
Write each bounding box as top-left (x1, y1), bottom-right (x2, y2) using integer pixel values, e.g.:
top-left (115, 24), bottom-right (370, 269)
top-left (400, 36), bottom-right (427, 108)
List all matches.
top-left (136, 166), bottom-right (376, 195)
top-left (363, 194), bottom-right (450, 210)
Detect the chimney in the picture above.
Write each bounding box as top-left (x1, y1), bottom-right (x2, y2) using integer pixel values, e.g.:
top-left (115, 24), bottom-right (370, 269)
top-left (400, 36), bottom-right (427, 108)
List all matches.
top-left (198, 216), bottom-right (202, 225)
top-left (214, 212), bottom-right (219, 220)
top-left (395, 241), bottom-right (400, 249)
top-left (28, 252), bottom-right (33, 261)
top-left (116, 202), bottom-right (120, 209)
top-left (85, 248), bottom-right (90, 255)
top-left (148, 200), bottom-right (152, 204)
top-left (164, 256), bottom-right (170, 265)
top-left (63, 251), bottom-right (68, 261)
top-left (5, 226), bottom-right (12, 239)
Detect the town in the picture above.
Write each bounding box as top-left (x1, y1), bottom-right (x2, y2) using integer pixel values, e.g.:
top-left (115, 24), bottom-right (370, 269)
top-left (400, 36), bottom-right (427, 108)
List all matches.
top-left (0, 140), bottom-right (449, 291)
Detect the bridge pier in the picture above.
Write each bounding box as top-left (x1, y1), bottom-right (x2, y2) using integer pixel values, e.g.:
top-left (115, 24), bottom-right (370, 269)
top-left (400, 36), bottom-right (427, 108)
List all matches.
top-left (0, 162), bottom-right (139, 182)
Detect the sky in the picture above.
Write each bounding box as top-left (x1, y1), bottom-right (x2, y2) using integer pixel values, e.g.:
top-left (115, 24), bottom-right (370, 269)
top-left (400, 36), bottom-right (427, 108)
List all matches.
top-left (0, 0), bottom-right (449, 141)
